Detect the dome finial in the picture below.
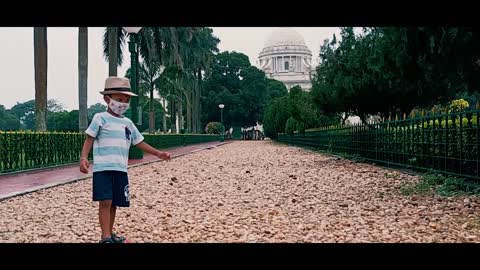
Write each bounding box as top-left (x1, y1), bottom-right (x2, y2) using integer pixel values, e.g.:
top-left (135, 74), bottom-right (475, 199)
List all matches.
top-left (264, 27), bottom-right (306, 47)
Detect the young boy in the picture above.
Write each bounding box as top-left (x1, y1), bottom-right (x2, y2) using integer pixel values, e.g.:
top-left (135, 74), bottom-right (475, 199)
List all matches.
top-left (79, 76), bottom-right (171, 243)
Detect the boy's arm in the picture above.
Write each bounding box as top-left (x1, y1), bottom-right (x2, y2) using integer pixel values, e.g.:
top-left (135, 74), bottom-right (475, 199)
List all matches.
top-left (79, 135), bottom-right (94, 173)
top-left (135, 141), bottom-right (171, 161)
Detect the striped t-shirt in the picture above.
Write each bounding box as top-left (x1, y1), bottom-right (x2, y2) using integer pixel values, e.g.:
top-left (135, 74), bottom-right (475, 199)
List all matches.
top-left (85, 112), bottom-right (144, 173)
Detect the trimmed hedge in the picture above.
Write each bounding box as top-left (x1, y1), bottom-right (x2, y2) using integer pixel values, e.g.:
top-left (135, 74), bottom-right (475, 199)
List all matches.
top-left (0, 131), bottom-right (221, 174)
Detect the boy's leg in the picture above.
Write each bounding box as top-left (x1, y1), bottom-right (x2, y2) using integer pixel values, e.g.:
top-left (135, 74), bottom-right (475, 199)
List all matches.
top-left (93, 171), bottom-right (115, 240)
top-left (99, 200), bottom-right (113, 239)
top-left (110, 171), bottom-right (130, 242)
top-left (110, 205), bottom-right (117, 235)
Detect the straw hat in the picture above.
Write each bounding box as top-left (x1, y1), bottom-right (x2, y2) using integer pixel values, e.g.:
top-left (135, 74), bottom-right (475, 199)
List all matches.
top-left (99, 77), bottom-right (138, 96)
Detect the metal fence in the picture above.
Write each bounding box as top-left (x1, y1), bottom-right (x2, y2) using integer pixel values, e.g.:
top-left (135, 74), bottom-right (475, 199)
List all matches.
top-left (278, 110), bottom-right (480, 181)
top-left (0, 131), bottom-right (221, 174)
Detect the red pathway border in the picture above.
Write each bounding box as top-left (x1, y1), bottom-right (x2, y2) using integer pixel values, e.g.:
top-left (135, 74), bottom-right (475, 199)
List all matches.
top-left (0, 141), bottom-right (230, 201)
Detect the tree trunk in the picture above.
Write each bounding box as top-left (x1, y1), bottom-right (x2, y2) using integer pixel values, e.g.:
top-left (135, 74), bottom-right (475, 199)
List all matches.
top-left (34, 27), bottom-right (48, 131)
top-left (78, 27), bottom-right (88, 131)
top-left (178, 99), bottom-right (183, 133)
top-left (108, 27), bottom-right (118, 76)
top-left (149, 87), bottom-right (155, 134)
top-left (162, 98), bottom-right (167, 132)
top-left (186, 88), bottom-right (192, 133)
top-left (170, 97), bottom-right (176, 133)
top-left (197, 68), bottom-right (202, 133)
top-left (192, 81), bottom-right (197, 133)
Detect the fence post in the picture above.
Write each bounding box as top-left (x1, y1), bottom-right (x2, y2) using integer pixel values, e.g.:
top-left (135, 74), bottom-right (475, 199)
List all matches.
top-left (421, 112), bottom-right (425, 169)
top-left (460, 112), bottom-right (463, 176)
top-left (430, 113), bottom-right (435, 171)
top-left (387, 117), bottom-right (390, 165)
top-left (395, 113), bottom-right (399, 163)
top-left (411, 116), bottom-right (415, 168)
top-left (477, 110), bottom-right (479, 180)
top-left (375, 122), bottom-right (378, 162)
top-left (445, 110), bottom-right (448, 176)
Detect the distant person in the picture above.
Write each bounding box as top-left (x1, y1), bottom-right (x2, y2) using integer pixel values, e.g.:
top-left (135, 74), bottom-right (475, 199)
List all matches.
top-left (79, 77), bottom-right (171, 243)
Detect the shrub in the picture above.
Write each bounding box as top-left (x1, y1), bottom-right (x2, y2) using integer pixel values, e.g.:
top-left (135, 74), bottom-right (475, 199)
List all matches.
top-left (285, 117), bottom-right (298, 135)
top-left (296, 121), bottom-right (306, 134)
top-left (449, 99), bottom-right (470, 113)
top-left (206, 122), bottom-right (223, 134)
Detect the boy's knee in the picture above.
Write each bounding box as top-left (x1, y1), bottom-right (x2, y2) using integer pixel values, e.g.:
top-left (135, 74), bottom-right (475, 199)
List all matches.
top-left (99, 200), bottom-right (112, 208)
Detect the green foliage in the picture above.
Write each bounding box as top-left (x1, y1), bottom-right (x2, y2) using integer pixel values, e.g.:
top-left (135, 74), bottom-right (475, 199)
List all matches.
top-left (311, 27), bottom-right (480, 122)
top-left (137, 99), bottom-right (166, 132)
top-left (296, 121), bottom-right (306, 134)
top-left (263, 86), bottom-right (320, 139)
top-left (205, 122), bottom-right (223, 134)
top-left (437, 178), bottom-right (480, 196)
top-left (266, 79), bottom-right (288, 102)
top-left (10, 100), bottom-right (37, 130)
top-left (277, 109), bottom-right (480, 182)
top-left (88, 103), bottom-right (107, 121)
top-left (8, 99), bottom-right (70, 131)
top-left (263, 96), bottom-right (290, 139)
top-left (0, 105), bottom-right (21, 130)
top-left (0, 131), bottom-right (221, 174)
top-left (0, 131), bottom-right (88, 173)
top-left (400, 173), bottom-right (480, 197)
top-left (285, 117), bottom-right (298, 135)
top-left (47, 110), bottom-right (79, 132)
top-left (449, 99), bottom-right (470, 113)
top-left (201, 51), bottom-right (286, 128)
top-left (288, 86), bottom-right (320, 129)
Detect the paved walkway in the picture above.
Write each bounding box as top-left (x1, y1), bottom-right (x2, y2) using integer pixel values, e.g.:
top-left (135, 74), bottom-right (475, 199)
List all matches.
top-left (0, 141), bottom-right (229, 201)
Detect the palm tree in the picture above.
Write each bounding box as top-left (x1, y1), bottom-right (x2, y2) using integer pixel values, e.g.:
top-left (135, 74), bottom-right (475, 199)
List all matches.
top-left (78, 27), bottom-right (88, 131)
top-left (157, 66), bottom-right (192, 134)
top-left (116, 27), bottom-right (181, 132)
top-left (156, 72), bottom-right (172, 132)
top-left (144, 27), bottom-right (193, 133)
top-left (163, 27), bottom-right (218, 133)
top-left (34, 27), bottom-right (48, 131)
top-left (103, 27), bottom-right (127, 76)
top-left (106, 27), bottom-right (202, 133)
top-left (185, 28), bottom-right (219, 133)
top-left (126, 60), bottom-right (164, 133)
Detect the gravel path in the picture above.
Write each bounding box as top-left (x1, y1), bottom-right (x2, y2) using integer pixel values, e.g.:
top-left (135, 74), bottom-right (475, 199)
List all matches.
top-left (1, 141), bottom-right (479, 243)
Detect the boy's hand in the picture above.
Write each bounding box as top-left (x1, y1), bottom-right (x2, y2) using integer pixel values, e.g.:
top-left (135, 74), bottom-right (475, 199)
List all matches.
top-left (80, 157), bottom-right (89, 173)
top-left (156, 151), bottom-right (171, 161)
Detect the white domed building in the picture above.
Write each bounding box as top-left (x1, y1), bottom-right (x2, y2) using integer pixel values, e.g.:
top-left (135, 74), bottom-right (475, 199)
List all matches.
top-left (258, 28), bottom-right (313, 91)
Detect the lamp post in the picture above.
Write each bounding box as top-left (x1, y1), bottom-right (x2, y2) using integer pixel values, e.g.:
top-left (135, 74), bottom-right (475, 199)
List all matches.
top-left (124, 27), bottom-right (142, 159)
top-left (219, 104), bottom-right (224, 142)
top-left (123, 27), bottom-right (142, 126)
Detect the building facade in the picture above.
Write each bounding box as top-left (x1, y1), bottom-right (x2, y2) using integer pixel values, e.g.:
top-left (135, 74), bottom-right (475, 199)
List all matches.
top-left (258, 28), bottom-right (313, 91)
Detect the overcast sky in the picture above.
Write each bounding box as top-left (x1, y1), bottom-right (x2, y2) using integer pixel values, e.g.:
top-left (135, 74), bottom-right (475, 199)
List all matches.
top-left (0, 27), bottom-right (341, 111)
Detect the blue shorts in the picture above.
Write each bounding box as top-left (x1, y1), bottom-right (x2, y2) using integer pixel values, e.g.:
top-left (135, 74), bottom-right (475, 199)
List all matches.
top-left (92, 171), bottom-right (130, 207)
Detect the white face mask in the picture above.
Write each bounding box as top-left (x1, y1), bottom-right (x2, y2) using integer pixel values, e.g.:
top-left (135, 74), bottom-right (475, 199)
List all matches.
top-left (108, 97), bottom-right (130, 116)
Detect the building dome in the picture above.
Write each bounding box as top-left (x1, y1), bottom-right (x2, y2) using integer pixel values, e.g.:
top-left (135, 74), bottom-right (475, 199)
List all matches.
top-left (258, 28), bottom-right (313, 91)
top-left (264, 28), bottom-right (307, 47)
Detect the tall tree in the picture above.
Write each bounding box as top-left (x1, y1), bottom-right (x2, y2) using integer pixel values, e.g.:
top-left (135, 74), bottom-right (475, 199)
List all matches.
top-left (78, 27), bottom-right (88, 131)
top-left (87, 103), bottom-right (107, 122)
top-left (126, 61), bottom-right (163, 133)
top-left (188, 28), bottom-right (219, 132)
top-left (103, 27), bottom-right (126, 76)
top-left (201, 51), bottom-right (276, 128)
top-left (34, 27), bottom-right (48, 131)
top-left (0, 105), bottom-right (21, 131)
top-left (11, 100), bottom-right (36, 130)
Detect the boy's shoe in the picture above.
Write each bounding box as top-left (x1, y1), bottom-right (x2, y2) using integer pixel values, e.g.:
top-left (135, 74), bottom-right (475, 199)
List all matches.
top-left (99, 237), bottom-right (114, 243)
top-left (111, 233), bottom-right (129, 243)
